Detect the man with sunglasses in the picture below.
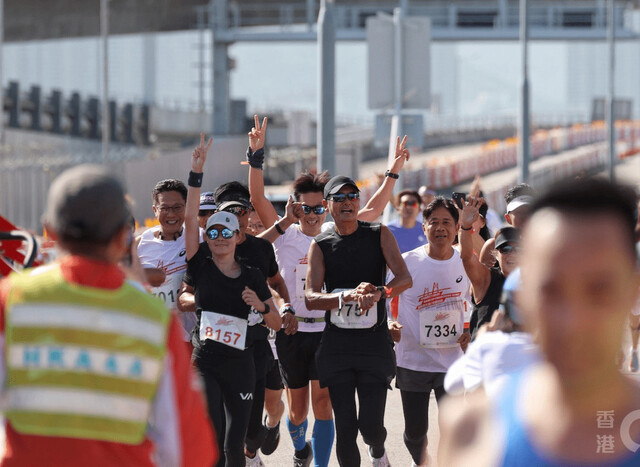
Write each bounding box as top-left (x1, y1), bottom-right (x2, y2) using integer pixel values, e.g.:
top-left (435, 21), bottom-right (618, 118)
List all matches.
top-left (305, 175), bottom-right (412, 467)
top-left (247, 115), bottom-right (412, 467)
top-left (388, 190), bottom-right (428, 254)
top-left (137, 178), bottom-right (201, 341)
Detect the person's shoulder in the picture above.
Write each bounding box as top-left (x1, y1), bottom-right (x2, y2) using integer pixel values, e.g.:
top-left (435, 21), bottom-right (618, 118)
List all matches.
top-left (315, 224), bottom-right (337, 243)
top-left (138, 226), bottom-right (159, 242)
top-left (439, 390), bottom-right (502, 466)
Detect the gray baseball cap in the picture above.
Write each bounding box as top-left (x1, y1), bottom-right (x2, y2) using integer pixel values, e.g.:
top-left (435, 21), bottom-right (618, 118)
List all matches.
top-left (44, 164), bottom-right (130, 244)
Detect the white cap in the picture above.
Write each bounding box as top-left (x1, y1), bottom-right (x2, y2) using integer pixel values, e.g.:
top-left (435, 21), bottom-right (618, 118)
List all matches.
top-left (506, 195), bottom-right (533, 213)
top-left (205, 211), bottom-right (240, 232)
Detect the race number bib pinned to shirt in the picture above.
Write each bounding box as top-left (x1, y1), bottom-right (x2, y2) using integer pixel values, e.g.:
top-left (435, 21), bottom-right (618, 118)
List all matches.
top-left (418, 299), bottom-right (464, 348)
top-left (295, 265), bottom-right (308, 302)
top-left (200, 311), bottom-right (248, 350)
top-left (330, 288), bottom-right (377, 329)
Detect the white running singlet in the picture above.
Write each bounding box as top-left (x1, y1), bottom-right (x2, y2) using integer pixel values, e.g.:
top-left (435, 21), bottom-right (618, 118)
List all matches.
top-left (137, 225), bottom-right (201, 341)
top-left (393, 246), bottom-right (471, 373)
top-left (273, 223), bottom-right (325, 333)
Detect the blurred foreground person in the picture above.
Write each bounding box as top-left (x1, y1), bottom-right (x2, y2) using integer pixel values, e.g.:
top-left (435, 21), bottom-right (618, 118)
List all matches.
top-left (0, 165), bottom-right (216, 467)
top-left (440, 177), bottom-right (640, 466)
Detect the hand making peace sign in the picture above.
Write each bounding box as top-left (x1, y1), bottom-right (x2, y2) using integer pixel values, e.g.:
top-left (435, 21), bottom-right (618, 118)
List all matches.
top-left (192, 133), bottom-right (213, 173)
top-left (389, 135), bottom-right (410, 174)
top-left (249, 114), bottom-right (268, 152)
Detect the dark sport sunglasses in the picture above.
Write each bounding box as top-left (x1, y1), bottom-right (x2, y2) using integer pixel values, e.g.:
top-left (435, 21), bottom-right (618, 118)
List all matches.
top-left (401, 200), bottom-right (418, 207)
top-left (206, 227), bottom-right (235, 240)
top-left (498, 244), bottom-right (519, 254)
top-left (328, 193), bottom-right (360, 203)
top-left (222, 206), bottom-right (249, 217)
top-left (302, 204), bottom-right (326, 215)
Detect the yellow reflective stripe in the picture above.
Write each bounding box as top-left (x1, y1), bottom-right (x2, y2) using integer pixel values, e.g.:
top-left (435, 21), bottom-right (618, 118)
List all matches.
top-left (11, 327), bottom-right (164, 359)
top-left (9, 369), bottom-right (157, 399)
top-left (8, 411), bottom-right (145, 445)
top-left (9, 303), bottom-right (165, 346)
top-left (8, 345), bottom-right (162, 383)
top-left (7, 387), bottom-right (151, 422)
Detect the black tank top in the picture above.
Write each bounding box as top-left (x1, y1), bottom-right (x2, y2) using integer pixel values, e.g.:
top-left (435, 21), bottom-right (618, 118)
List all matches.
top-left (470, 267), bottom-right (506, 339)
top-left (315, 221), bottom-right (387, 330)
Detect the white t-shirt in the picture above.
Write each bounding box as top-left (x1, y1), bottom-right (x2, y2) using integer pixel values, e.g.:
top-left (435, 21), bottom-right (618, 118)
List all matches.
top-left (273, 223), bottom-right (325, 333)
top-left (137, 226), bottom-right (202, 341)
top-left (444, 330), bottom-right (540, 398)
top-left (394, 246), bottom-right (472, 373)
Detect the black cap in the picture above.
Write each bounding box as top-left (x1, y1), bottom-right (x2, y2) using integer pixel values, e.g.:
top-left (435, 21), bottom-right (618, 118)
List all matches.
top-left (495, 227), bottom-right (520, 250)
top-left (323, 175), bottom-right (359, 199)
top-left (214, 181), bottom-right (251, 208)
top-left (44, 164), bottom-right (129, 244)
top-left (218, 200), bottom-right (249, 212)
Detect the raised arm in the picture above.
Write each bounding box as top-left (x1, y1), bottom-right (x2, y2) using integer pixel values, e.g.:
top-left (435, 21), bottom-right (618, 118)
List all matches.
top-left (257, 195), bottom-right (304, 243)
top-left (186, 133), bottom-right (212, 260)
top-left (458, 196), bottom-right (491, 302)
top-left (247, 115), bottom-right (279, 229)
top-left (357, 135), bottom-right (410, 222)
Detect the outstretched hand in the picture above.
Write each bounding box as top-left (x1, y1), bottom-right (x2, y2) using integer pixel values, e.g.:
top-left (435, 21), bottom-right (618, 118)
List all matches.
top-left (192, 133), bottom-right (213, 172)
top-left (249, 115), bottom-right (268, 152)
top-left (389, 135), bottom-right (410, 174)
top-left (458, 195), bottom-right (484, 230)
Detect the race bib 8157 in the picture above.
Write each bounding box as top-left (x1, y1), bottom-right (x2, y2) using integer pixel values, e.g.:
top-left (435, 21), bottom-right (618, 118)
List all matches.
top-left (200, 311), bottom-right (248, 350)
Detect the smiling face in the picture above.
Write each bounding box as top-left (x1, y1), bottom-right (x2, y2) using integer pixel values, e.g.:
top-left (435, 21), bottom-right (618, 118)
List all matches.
top-left (205, 223), bottom-right (238, 256)
top-left (153, 191), bottom-right (186, 238)
top-left (298, 191), bottom-right (327, 236)
top-left (327, 185), bottom-right (360, 224)
top-left (423, 206), bottom-right (458, 247)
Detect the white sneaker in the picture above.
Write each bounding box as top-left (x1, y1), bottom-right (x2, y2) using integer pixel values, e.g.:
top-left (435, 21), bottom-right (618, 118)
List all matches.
top-left (369, 447), bottom-right (391, 467)
top-left (245, 452), bottom-right (265, 467)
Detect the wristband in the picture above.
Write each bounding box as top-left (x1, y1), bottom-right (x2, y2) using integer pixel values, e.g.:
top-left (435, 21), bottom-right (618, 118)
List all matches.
top-left (460, 225), bottom-right (473, 231)
top-left (246, 146), bottom-right (265, 170)
top-left (384, 170), bottom-right (399, 179)
top-left (188, 171), bottom-right (203, 188)
top-left (280, 303), bottom-right (295, 316)
top-left (257, 303), bottom-right (270, 315)
top-left (274, 221), bottom-right (285, 235)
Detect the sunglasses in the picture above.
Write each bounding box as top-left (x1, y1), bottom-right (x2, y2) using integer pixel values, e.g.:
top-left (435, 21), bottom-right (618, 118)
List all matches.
top-left (498, 244), bottom-right (519, 254)
top-left (198, 209), bottom-right (215, 217)
top-left (222, 206), bottom-right (249, 217)
top-left (328, 192), bottom-right (360, 203)
top-left (302, 204), bottom-right (326, 215)
top-left (206, 227), bottom-right (234, 240)
top-left (402, 200), bottom-right (418, 207)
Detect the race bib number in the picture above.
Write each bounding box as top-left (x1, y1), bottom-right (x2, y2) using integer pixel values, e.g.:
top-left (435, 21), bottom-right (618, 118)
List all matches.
top-left (330, 288), bottom-right (377, 329)
top-left (418, 299), bottom-right (464, 348)
top-left (152, 275), bottom-right (182, 310)
top-left (295, 265), bottom-right (308, 301)
top-left (200, 311), bottom-right (248, 350)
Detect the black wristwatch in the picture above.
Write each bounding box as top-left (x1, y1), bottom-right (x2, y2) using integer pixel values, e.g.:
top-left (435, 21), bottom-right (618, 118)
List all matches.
top-left (384, 170), bottom-right (399, 179)
top-left (376, 285), bottom-right (388, 300)
top-left (257, 303), bottom-right (270, 315)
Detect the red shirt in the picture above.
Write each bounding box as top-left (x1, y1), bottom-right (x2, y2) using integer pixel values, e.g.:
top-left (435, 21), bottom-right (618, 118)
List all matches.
top-left (0, 256), bottom-right (218, 467)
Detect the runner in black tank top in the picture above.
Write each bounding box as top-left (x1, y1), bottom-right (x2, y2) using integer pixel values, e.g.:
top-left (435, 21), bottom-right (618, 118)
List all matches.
top-left (305, 176), bottom-right (412, 466)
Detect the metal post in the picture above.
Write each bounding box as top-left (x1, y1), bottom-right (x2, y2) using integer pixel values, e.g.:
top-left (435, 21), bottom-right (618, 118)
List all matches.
top-left (518, 0), bottom-right (530, 184)
top-left (307, 0), bottom-right (315, 30)
top-left (100, 0), bottom-right (109, 163)
top-left (318, 0), bottom-right (336, 175)
top-left (211, 0), bottom-right (230, 136)
top-left (393, 5), bottom-right (406, 143)
top-left (143, 34), bottom-right (156, 106)
top-left (606, 0), bottom-right (616, 181)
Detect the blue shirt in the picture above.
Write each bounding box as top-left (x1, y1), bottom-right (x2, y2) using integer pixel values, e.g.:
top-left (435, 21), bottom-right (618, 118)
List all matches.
top-left (387, 221), bottom-right (427, 254)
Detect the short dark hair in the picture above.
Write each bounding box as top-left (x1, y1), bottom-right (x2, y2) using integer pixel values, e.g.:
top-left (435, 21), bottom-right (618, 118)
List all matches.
top-left (214, 181), bottom-right (250, 204)
top-left (396, 190), bottom-right (421, 207)
top-left (505, 183), bottom-right (536, 204)
top-left (423, 196), bottom-right (459, 223)
top-left (530, 177), bottom-right (637, 257)
top-left (293, 171), bottom-right (330, 200)
top-left (152, 179), bottom-right (187, 203)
